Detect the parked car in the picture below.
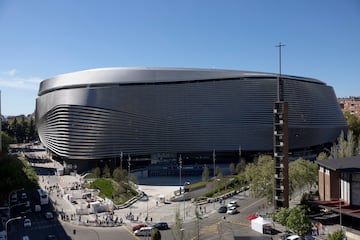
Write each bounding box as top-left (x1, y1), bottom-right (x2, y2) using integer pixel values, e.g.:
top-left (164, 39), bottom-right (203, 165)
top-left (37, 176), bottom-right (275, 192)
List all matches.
top-left (227, 206), bottom-right (238, 215)
top-left (23, 218), bottom-right (31, 228)
top-left (217, 206), bottom-right (227, 213)
top-left (227, 200), bottom-right (238, 208)
top-left (45, 212), bottom-right (54, 219)
top-left (134, 226), bottom-right (154, 236)
top-left (47, 235), bottom-right (57, 240)
top-left (286, 235), bottom-right (303, 240)
top-left (132, 223), bottom-right (147, 231)
top-left (21, 192), bottom-right (28, 201)
top-left (152, 222), bottom-right (169, 230)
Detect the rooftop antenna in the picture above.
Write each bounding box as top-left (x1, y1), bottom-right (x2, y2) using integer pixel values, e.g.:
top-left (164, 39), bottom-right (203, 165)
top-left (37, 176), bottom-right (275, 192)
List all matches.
top-left (275, 42), bottom-right (285, 101)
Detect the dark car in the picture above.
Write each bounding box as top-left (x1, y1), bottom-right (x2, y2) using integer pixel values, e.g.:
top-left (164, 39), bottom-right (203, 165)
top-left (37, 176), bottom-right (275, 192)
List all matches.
top-left (152, 222), bottom-right (169, 230)
top-left (217, 206), bottom-right (227, 213)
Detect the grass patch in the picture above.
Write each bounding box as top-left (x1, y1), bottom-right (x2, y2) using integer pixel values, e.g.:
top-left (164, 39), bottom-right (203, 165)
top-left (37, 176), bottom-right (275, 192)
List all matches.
top-left (87, 178), bottom-right (137, 205)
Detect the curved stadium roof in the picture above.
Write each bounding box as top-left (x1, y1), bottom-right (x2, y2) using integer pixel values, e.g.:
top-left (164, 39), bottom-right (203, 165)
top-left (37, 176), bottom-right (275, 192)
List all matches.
top-left (38, 67), bottom-right (324, 96)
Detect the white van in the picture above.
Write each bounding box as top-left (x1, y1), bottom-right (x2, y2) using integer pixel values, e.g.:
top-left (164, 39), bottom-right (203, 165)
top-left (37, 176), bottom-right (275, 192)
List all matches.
top-left (134, 227), bottom-right (154, 236)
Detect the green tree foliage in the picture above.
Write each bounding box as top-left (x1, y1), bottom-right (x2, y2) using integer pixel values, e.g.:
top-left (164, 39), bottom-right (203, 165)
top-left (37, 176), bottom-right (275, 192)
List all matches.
top-left (202, 164), bottom-right (209, 181)
top-left (245, 155), bottom-right (274, 202)
top-left (151, 228), bottom-right (161, 240)
top-left (215, 166), bottom-right (223, 178)
top-left (236, 158), bottom-right (246, 174)
top-left (2, 132), bottom-right (16, 152)
top-left (229, 162), bottom-right (235, 175)
top-left (92, 167), bottom-right (101, 178)
top-left (171, 209), bottom-right (184, 240)
top-left (316, 152), bottom-right (328, 160)
top-left (194, 207), bottom-right (201, 240)
top-left (344, 111), bottom-right (360, 139)
top-left (272, 207), bottom-right (290, 226)
top-left (328, 229), bottom-right (346, 240)
top-left (2, 116), bottom-right (38, 143)
top-left (289, 159), bottom-right (318, 196)
top-left (273, 205), bottom-right (311, 236)
top-left (103, 164), bottom-right (111, 178)
top-left (0, 154), bottom-right (39, 196)
top-left (330, 130), bottom-right (358, 159)
top-left (285, 205), bottom-right (311, 235)
top-left (113, 168), bottom-right (128, 182)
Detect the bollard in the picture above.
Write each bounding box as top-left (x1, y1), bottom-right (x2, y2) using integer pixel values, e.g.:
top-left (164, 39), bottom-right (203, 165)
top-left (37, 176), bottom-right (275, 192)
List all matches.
top-left (73, 229), bottom-right (76, 235)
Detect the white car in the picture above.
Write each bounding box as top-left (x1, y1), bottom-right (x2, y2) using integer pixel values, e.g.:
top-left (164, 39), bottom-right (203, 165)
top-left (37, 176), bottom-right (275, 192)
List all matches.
top-left (286, 235), bottom-right (303, 240)
top-left (227, 200), bottom-right (238, 208)
top-left (134, 226), bottom-right (154, 236)
top-left (227, 206), bottom-right (238, 215)
top-left (23, 218), bottom-right (31, 228)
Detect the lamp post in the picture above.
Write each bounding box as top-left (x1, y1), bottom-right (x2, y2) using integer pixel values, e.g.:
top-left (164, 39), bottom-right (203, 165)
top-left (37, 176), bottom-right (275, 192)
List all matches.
top-left (5, 216), bottom-right (22, 240)
top-left (213, 150), bottom-right (216, 178)
top-left (120, 151), bottom-right (123, 170)
top-left (179, 154), bottom-right (182, 192)
top-left (128, 154), bottom-right (131, 177)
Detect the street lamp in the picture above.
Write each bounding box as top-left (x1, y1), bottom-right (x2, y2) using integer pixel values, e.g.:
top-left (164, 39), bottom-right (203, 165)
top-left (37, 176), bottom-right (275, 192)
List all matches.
top-left (179, 154), bottom-right (182, 193)
top-left (5, 216), bottom-right (22, 240)
top-left (128, 154), bottom-right (131, 177)
top-left (213, 150), bottom-right (216, 178)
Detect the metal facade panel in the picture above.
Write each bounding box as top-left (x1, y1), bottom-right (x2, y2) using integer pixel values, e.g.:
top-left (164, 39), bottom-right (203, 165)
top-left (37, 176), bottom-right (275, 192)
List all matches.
top-left (36, 69), bottom-right (347, 160)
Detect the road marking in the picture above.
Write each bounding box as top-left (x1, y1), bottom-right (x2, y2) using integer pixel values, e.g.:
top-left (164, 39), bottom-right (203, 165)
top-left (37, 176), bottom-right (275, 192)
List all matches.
top-left (123, 225), bottom-right (141, 240)
top-left (239, 198), bottom-right (266, 212)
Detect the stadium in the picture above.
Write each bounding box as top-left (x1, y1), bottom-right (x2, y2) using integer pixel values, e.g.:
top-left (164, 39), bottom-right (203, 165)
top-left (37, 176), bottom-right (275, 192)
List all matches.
top-left (35, 67), bottom-right (347, 170)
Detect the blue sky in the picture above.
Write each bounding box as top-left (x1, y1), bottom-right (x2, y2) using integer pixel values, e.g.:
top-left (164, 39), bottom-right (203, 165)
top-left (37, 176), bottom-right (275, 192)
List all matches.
top-left (0, 0), bottom-right (359, 116)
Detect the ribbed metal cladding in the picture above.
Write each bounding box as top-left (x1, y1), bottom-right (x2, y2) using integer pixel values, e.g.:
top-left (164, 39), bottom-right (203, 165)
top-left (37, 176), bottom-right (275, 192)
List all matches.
top-left (35, 68), bottom-right (347, 160)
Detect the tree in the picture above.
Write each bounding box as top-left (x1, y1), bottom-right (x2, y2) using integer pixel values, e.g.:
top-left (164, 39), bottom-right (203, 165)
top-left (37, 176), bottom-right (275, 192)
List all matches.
top-left (151, 228), bottom-right (161, 240)
top-left (92, 167), bottom-right (101, 178)
top-left (244, 155), bottom-right (274, 202)
top-left (236, 158), bottom-right (246, 174)
top-left (194, 207), bottom-right (201, 240)
top-left (215, 166), bottom-right (222, 177)
top-left (330, 130), bottom-right (358, 159)
top-left (113, 168), bottom-right (127, 182)
top-left (273, 205), bottom-right (311, 236)
top-left (316, 152), bottom-right (328, 160)
top-left (289, 158), bottom-right (318, 196)
top-left (171, 209), bottom-right (184, 240)
top-left (272, 207), bottom-right (290, 226)
top-left (1, 132), bottom-right (16, 152)
top-left (285, 205), bottom-right (311, 235)
top-left (229, 162), bottom-right (235, 175)
top-left (103, 164), bottom-right (111, 178)
top-left (344, 111), bottom-right (360, 139)
top-left (202, 164), bottom-right (209, 181)
top-left (328, 229), bottom-right (346, 240)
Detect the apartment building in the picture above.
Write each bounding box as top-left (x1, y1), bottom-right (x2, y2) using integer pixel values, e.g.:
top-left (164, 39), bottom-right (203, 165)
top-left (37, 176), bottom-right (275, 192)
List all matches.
top-left (338, 97), bottom-right (360, 118)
